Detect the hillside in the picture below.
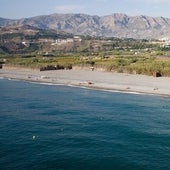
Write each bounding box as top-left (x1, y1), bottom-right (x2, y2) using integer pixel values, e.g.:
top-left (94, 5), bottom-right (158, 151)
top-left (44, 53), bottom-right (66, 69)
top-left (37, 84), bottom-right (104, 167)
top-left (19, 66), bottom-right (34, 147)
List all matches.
top-left (0, 24), bottom-right (73, 54)
top-left (1, 13), bottom-right (170, 39)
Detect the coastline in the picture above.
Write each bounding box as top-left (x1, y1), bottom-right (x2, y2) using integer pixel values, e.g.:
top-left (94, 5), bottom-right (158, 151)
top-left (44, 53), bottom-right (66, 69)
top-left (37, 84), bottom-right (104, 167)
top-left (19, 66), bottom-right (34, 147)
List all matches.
top-left (1, 67), bottom-right (170, 97)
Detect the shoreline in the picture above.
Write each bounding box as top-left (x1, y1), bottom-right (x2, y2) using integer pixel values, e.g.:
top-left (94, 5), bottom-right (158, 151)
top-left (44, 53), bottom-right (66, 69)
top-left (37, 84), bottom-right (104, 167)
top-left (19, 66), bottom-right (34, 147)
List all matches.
top-left (1, 67), bottom-right (170, 97)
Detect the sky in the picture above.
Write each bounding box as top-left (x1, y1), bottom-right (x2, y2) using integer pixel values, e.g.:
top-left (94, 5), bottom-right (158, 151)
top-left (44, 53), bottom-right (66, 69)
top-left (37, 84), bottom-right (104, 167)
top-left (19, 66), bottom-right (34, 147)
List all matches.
top-left (1, 0), bottom-right (170, 19)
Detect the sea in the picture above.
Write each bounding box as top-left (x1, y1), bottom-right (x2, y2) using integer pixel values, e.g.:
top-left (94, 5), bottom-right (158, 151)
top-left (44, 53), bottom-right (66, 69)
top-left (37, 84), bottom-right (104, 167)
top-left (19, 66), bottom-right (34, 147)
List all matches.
top-left (0, 78), bottom-right (170, 170)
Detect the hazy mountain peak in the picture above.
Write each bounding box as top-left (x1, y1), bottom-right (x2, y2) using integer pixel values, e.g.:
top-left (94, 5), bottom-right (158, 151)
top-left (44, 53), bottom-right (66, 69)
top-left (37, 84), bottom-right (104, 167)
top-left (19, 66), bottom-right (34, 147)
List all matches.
top-left (1, 13), bottom-right (170, 39)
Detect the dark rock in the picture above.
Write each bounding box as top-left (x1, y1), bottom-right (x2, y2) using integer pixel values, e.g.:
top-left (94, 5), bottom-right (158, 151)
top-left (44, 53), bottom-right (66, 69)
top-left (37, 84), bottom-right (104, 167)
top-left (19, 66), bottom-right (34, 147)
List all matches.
top-left (153, 72), bottom-right (162, 77)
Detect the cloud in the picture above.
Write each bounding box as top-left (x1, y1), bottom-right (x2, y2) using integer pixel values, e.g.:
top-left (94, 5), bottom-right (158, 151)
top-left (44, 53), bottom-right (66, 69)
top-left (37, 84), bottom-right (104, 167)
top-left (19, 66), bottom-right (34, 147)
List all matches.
top-left (55, 5), bottom-right (85, 13)
top-left (130, 0), bottom-right (170, 3)
top-left (149, 0), bottom-right (170, 2)
top-left (95, 0), bottom-right (108, 2)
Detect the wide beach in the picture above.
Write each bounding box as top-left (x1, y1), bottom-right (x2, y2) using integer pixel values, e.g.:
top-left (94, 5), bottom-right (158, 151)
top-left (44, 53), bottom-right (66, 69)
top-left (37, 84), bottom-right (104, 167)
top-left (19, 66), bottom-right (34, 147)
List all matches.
top-left (1, 67), bottom-right (170, 96)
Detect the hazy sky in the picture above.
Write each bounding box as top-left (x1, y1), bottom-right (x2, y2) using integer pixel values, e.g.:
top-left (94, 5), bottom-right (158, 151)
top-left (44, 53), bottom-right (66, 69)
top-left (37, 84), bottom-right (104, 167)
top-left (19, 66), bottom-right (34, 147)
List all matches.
top-left (1, 0), bottom-right (170, 19)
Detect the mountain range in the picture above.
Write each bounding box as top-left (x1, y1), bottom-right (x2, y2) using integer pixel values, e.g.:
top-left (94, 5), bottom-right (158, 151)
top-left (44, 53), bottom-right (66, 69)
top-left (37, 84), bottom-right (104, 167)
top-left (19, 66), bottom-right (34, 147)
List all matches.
top-left (1, 13), bottom-right (170, 39)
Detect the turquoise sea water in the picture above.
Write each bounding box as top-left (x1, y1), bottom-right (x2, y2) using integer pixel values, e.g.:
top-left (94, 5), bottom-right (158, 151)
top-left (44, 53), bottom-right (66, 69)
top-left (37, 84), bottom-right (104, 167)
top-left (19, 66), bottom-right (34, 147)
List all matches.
top-left (0, 79), bottom-right (170, 170)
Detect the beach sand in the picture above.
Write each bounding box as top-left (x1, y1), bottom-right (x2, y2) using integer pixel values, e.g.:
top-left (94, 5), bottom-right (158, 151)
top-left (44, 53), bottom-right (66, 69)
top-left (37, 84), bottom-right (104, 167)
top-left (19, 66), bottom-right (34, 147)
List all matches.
top-left (1, 67), bottom-right (170, 96)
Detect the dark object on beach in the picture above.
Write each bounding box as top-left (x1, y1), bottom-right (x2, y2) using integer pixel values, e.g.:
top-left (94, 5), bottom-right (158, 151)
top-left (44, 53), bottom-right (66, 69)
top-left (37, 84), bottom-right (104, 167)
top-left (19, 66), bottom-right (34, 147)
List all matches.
top-left (90, 67), bottom-right (94, 71)
top-left (153, 72), bottom-right (162, 77)
top-left (40, 65), bottom-right (56, 71)
top-left (88, 81), bottom-right (93, 85)
top-left (0, 64), bottom-right (2, 69)
top-left (40, 65), bottom-right (64, 71)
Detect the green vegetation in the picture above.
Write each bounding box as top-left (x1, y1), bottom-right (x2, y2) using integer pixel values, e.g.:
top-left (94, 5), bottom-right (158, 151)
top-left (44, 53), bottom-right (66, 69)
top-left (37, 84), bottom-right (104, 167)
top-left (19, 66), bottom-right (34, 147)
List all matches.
top-left (1, 25), bottom-right (170, 77)
top-left (2, 51), bottom-right (170, 77)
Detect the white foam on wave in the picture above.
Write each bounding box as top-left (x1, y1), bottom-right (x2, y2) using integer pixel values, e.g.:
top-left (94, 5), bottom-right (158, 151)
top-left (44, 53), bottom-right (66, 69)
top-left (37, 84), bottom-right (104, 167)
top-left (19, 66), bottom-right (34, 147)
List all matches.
top-left (29, 81), bottom-right (68, 87)
top-left (2, 77), bottom-right (162, 97)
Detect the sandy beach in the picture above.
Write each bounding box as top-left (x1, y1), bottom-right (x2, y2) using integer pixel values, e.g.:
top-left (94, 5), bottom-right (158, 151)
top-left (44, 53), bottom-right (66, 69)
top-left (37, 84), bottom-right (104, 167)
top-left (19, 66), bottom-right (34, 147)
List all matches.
top-left (1, 67), bottom-right (170, 96)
